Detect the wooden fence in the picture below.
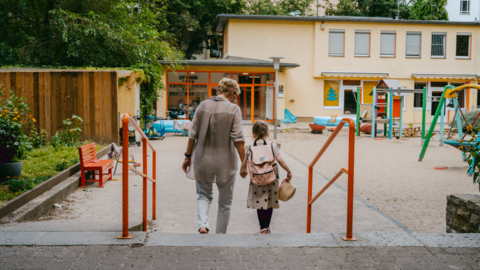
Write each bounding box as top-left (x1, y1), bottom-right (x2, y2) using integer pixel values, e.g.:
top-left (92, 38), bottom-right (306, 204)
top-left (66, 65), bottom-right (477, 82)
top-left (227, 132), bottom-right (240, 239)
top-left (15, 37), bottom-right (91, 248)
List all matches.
top-left (0, 70), bottom-right (120, 144)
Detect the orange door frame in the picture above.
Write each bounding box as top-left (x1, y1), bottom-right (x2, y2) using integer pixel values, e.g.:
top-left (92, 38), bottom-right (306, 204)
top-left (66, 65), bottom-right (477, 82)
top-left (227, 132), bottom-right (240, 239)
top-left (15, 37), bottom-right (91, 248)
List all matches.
top-left (166, 71), bottom-right (275, 123)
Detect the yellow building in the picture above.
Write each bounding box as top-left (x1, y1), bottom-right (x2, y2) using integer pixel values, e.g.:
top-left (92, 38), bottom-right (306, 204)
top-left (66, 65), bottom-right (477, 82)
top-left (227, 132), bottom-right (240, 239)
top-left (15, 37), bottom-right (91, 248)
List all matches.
top-left (159, 15), bottom-right (480, 124)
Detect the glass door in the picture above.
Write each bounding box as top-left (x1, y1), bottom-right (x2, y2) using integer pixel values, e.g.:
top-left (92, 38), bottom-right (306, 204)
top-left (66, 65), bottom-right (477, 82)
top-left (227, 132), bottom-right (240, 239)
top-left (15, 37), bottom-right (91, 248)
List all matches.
top-left (238, 86), bottom-right (252, 121)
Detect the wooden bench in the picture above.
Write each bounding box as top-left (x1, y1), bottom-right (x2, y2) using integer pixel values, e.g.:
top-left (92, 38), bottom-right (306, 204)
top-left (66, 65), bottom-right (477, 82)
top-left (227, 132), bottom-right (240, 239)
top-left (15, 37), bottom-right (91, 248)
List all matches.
top-left (78, 143), bottom-right (114, 188)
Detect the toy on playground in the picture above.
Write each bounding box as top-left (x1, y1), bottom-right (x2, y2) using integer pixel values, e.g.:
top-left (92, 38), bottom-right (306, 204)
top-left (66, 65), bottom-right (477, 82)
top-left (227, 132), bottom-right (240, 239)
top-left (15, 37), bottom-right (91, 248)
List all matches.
top-left (419, 84), bottom-right (480, 175)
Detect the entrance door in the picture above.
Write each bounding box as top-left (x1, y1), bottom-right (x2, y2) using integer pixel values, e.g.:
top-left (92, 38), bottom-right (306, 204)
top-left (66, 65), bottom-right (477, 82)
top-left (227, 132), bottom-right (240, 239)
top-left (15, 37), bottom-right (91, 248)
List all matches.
top-left (341, 86), bottom-right (359, 115)
top-left (430, 82), bottom-right (448, 122)
top-left (238, 86), bottom-right (252, 121)
top-left (393, 99), bottom-right (402, 117)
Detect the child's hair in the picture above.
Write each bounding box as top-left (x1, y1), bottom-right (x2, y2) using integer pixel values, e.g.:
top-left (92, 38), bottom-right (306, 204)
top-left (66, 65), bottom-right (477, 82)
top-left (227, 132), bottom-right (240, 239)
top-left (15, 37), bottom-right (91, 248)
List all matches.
top-left (252, 121), bottom-right (269, 139)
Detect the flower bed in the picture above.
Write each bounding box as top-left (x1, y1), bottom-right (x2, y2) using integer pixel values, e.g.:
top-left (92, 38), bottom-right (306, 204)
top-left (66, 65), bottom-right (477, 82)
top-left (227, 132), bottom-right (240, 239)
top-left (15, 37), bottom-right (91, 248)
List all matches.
top-left (0, 143), bottom-right (107, 207)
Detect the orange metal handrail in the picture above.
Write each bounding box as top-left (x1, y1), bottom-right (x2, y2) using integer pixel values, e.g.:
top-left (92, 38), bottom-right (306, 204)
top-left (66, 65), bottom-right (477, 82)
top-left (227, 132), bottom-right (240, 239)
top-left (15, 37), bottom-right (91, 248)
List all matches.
top-left (307, 118), bottom-right (356, 241)
top-left (119, 114), bottom-right (157, 239)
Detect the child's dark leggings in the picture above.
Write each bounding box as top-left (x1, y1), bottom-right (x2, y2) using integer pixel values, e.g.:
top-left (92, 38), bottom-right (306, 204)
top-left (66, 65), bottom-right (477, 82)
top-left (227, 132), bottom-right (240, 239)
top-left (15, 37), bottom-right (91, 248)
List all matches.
top-left (257, 208), bottom-right (273, 229)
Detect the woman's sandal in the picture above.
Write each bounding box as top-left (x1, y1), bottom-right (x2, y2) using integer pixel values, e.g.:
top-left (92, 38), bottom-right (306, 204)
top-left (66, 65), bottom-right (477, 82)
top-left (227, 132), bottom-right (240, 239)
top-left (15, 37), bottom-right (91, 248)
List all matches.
top-left (266, 227), bottom-right (271, 234)
top-left (199, 227), bottom-right (209, 234)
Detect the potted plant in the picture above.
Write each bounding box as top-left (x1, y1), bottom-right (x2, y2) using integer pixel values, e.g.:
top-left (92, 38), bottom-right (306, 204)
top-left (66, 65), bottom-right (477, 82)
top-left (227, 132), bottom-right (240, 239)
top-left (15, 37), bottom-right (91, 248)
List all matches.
top-left (0, 90), bottom-right (35, 184)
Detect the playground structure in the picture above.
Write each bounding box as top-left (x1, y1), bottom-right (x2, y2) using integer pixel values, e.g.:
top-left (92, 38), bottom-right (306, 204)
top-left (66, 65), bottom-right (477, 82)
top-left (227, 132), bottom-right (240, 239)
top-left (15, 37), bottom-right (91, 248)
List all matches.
top-left (355, 80), bottom-right (425, 140)
top-left (419, 84), bottom-right (480, 162)
top-left (307, 118), bottom-right (356, 241)
top-left (143, 116), bottom-right (165, 140)
top-left (119, 114), bottom-right (157, 239)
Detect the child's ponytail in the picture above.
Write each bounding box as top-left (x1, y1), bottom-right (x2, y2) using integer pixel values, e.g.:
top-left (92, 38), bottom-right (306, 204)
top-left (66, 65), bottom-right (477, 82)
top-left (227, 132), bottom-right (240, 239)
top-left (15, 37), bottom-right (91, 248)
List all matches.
top-left (252, 121), bottom-right (269, 139)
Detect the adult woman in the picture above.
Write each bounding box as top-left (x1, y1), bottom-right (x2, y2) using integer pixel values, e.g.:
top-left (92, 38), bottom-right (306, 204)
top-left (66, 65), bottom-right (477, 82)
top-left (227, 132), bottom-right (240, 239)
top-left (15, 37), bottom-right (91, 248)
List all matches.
top-left (182, 78), bottom-right (246, 234)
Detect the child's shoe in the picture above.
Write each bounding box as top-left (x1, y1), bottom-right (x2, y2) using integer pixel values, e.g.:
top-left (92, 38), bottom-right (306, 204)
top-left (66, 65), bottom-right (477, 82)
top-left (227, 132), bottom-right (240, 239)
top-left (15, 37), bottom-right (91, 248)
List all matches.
top-left (257, 228), bottom-right (268, 234)
top-left (266, 227), bottom-right (271, 234)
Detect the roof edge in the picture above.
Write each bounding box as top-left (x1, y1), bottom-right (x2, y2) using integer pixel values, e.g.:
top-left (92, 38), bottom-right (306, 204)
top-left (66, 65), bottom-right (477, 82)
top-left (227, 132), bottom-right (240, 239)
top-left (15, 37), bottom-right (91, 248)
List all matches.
top-left (215, 14), bottom-right (480, 32)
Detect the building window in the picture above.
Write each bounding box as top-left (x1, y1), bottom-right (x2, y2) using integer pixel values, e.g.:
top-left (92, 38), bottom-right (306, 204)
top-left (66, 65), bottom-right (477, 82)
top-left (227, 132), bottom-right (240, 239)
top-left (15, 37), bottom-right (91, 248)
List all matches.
top-left (380, 31), bottom-right (396, 57)
top-left (324, 80), bottom-right (340, 107)
top-left (460, 0), bottom-right (470, 14)
top-left (431, 33), bottom-right (446, 58)
top-left (406, 32), bottom-right (421, 58)
top-left (354, 30), bottom-right (370, 57)
top-left (451, 83), bottom-right (466, 108)
top-left (456, 33), bottom-right (471, 58)
top-left (329, 30), bottom-right (344, 56)
top-left (414, 82), bottom-right (426, 108)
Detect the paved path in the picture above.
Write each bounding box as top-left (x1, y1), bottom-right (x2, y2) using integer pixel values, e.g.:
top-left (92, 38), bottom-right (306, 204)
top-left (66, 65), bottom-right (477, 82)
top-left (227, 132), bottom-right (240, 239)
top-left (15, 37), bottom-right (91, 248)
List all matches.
top-left (0, 132), bottom-right (406, 234)
top-left (1, 245), bottom-right (479, 270)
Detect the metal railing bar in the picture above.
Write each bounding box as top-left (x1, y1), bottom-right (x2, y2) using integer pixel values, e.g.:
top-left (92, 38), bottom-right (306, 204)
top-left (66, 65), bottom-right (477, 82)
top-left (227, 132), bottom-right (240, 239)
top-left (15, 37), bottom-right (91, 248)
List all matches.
top-left (308, 168), bottom-right (347, 206)
top-left (307, 118), bottom-right (356, 241)
top-left (127, 117), bottom-right (156, 151)
top-left (308, 122), bottom-right (346, 169)
top-left (129, 166), bottom-right (156, 183)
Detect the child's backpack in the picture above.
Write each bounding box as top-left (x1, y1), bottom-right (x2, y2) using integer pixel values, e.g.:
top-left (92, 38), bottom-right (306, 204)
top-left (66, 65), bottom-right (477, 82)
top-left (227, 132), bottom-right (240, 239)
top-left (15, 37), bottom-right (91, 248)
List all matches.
top-left (247, 139), bottom-right (278, 186)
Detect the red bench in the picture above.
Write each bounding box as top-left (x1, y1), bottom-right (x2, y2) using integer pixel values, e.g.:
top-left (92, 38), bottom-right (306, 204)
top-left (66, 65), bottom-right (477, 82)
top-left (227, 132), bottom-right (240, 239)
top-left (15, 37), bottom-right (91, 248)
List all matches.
top-left (78, 143), bottom-right (114, 188)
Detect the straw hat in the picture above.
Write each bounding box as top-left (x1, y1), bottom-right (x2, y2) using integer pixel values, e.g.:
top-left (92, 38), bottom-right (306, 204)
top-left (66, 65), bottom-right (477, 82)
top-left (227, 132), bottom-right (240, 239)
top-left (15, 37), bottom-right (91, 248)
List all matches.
top-left (279, 181), bottom-right (296, 202)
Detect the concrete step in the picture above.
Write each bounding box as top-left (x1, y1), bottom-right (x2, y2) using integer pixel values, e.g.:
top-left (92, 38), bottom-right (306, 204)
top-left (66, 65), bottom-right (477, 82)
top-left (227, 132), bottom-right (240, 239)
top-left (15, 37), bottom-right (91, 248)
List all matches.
top-left (1, 231), bottom-right (480, 248)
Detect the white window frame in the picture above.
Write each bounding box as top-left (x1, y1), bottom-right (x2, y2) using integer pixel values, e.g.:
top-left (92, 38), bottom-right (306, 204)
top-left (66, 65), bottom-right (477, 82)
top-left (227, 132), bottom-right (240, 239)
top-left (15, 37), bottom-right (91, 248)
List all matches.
top-left (460, 0), bottom-right (470, 15)
top-left (329, 30), bottom-right (345, 57)
top-left (456, 33), bottom-right (471, 59)
top-left (449, 82), bottom-right (468, 110)
top-left (323, 80), bottom-right (342, 110)
top-left (406, 31), bottom-right (422, 58)
top-left (431, 32), bottom-right (447, 59)
top-left (380, 31), bottom-right (396, 58)
top-left (413, 82), bottom-right (427, 110)
top-left (354, 30), bottom-right (371, 57)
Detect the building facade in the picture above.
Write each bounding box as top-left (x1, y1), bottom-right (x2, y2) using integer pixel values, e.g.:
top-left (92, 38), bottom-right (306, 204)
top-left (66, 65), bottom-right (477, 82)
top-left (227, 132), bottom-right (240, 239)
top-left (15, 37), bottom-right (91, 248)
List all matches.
top-left (446, 0), bottom-right (480, 22)
top-left (158, 15), bottom-right (480, 124)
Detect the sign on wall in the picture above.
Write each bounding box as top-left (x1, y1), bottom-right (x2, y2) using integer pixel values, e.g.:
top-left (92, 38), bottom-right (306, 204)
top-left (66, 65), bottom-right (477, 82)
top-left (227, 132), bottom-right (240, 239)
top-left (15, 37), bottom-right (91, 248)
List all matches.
top-left (278, 85), bottom-right (284, 98)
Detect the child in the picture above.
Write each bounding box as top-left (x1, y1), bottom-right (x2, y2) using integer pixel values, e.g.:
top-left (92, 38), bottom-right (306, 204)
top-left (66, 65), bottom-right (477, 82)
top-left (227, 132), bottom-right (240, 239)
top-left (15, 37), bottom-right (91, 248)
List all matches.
top-left (240, 121), bottom-right (292, 234)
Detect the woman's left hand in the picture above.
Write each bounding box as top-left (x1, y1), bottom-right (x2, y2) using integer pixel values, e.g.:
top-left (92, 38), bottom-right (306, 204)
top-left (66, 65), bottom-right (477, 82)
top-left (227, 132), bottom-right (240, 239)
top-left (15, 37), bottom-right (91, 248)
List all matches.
top-left (182, 157), bottom-right (191, 173)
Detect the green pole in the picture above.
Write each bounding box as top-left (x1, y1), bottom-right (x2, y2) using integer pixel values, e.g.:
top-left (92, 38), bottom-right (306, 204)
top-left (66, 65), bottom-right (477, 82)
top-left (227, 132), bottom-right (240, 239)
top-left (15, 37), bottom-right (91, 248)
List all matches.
top-left (356, 87), bottom-right (360, 136)
top-left (422, 87), bottom-right (427, 143)
top-left (388, 91), bottom-right (393, 139)
top-left (439, 91), bottom-right (445, 146)
top-left (372, 87), bottom-right (376, 139)
top-left (419, 90), bottom-right (447, 161)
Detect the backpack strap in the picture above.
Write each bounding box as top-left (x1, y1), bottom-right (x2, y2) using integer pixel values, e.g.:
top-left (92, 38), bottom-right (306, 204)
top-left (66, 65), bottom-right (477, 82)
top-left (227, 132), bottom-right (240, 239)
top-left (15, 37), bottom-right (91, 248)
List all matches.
top-left (253, 138), bottom-right (267, 146)
top-left (271, 143), bottom-right (275, 158)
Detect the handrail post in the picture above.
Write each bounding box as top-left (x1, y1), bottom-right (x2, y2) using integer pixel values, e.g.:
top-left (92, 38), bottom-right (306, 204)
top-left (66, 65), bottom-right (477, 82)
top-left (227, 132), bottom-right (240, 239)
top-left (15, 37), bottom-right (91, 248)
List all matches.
top-left (307, 167), bottom-right (313, 233)
top-left (153, 151), bottom-right (156, 220)
top-left (342, 119), bottom-right (356, 241)
top-left (143, 138), bottom-right (148, 232)
top-left (119, 115), bottom-right (132, 239)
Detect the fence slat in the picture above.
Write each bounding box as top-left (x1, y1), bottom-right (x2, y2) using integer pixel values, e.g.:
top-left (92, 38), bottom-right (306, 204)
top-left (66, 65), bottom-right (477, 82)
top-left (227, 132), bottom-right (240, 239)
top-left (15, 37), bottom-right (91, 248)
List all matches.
top-left (1, 71), bottom-right (120, 143)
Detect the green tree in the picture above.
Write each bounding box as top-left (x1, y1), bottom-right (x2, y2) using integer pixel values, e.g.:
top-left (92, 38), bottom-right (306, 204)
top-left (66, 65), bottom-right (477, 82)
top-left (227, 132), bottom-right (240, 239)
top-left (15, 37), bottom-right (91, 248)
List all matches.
top-left (0, 0), bottom-right (183, 117)
top-left (321, 0), bottom-right (447, 20)
top-left (155, 0), bottom-right (315, 60)
top-left (409, 0), bottom-right (448, 20)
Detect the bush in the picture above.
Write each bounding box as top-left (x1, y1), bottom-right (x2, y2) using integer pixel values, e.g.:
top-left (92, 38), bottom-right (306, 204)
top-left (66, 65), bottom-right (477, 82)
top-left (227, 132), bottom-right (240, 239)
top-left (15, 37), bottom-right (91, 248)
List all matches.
top-left (450, 110), bottom-right (480, 131)
top-left (0, 89), bottom-right (36, 163)
top-left (6, 175), bottom-right (51, 193)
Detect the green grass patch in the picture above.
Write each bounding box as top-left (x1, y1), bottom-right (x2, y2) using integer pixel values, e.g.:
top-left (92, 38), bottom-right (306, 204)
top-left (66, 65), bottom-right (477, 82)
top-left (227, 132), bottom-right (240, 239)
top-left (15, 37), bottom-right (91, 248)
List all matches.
top-left (0, 143), bottom-right (108, 206)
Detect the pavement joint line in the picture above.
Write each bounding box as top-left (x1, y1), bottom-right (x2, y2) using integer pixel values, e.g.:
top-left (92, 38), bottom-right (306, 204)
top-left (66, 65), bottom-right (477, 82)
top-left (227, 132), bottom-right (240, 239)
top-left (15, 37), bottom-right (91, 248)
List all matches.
top-left (2, 231), bottom-right (480, 247)
top-left (281, 149), bottom-right (420, 241)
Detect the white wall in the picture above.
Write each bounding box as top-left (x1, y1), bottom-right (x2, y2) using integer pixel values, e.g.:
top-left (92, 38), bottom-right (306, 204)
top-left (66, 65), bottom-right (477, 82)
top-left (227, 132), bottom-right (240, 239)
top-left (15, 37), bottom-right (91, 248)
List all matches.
top-left (446, 0), bottom-right (480, 21)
